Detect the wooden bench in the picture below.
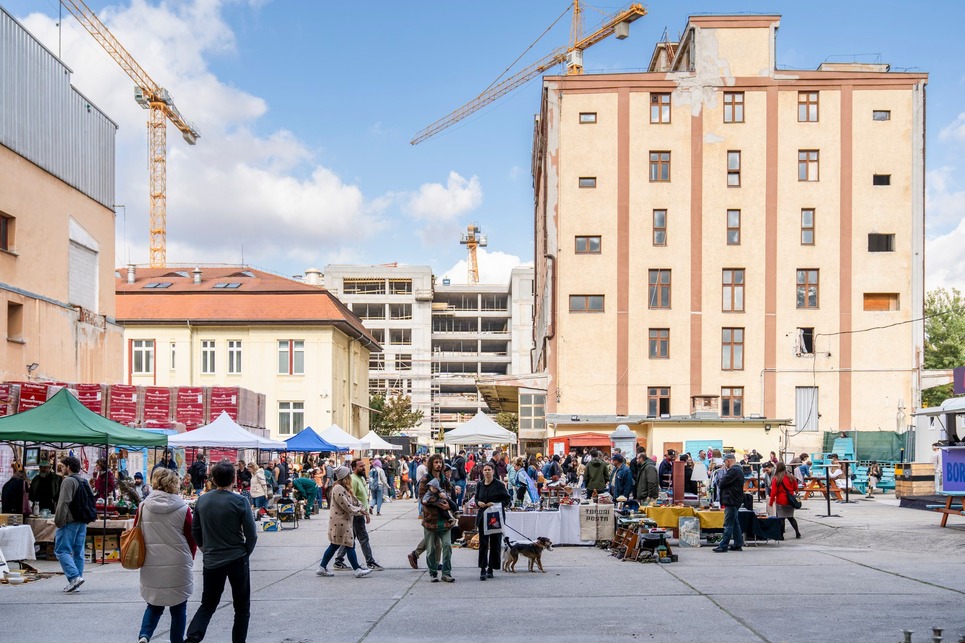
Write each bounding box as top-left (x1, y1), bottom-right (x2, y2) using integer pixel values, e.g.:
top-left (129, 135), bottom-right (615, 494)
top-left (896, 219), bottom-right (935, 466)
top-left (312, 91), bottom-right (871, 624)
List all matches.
top-left (800, 476), bottom-right (844, 501)
top-left (933, 496), bottom-right (965, 527)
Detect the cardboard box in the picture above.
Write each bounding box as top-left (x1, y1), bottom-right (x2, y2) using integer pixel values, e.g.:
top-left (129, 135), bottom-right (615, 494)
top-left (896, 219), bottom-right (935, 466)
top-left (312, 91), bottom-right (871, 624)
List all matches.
top-left (85, 534), bottom-right (120, 562)
top-left (0, 513), bottom-right (23, 526)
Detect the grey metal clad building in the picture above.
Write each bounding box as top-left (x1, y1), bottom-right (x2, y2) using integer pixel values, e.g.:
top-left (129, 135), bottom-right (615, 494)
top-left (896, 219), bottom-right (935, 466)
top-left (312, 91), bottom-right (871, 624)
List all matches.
top-left (0, 6), bottom-right (117, 209)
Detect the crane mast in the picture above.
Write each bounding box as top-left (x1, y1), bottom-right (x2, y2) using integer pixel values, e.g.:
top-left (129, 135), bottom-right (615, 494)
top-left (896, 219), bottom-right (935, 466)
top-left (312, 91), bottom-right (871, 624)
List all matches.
top-left (460, 224), bottom-right (487, 285)
top-left (411, 2), bottom-right (646, 145)
top-left (61, 0), bottom-right (200, 268)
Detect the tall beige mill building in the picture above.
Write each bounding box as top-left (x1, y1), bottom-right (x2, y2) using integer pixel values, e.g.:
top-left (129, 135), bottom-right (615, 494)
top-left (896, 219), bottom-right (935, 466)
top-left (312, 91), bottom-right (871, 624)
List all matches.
top-left (532, 15), bottom-right (927, 454)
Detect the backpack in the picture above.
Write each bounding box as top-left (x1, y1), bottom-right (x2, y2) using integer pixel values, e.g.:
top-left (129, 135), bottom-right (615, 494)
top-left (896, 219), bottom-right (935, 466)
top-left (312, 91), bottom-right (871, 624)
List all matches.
top-left (263, 468), bottom-right (276, 488)
top-left (68, 475), bottom-right (97, 524)
top-left (369, 468), bottom-right (380, 491)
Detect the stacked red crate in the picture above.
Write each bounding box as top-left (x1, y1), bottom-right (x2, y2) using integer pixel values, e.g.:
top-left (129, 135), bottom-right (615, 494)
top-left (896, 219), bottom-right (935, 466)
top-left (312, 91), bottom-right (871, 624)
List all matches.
top-left (74, 384), bottom-right (107, 415)
top-left (18, 382), bottom-right (50, 412)
top-left (142, 386), bottom-right (174, 428)
top-left (107, 385), bottom-right (138, 425)
top-left (176, 387), bottom-right (206, 430)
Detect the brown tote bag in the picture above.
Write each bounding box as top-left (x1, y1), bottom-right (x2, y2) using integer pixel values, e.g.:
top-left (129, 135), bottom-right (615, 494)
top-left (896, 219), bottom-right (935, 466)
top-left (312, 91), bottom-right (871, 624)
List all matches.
top-left (120, 507), bottom-right (146, 570)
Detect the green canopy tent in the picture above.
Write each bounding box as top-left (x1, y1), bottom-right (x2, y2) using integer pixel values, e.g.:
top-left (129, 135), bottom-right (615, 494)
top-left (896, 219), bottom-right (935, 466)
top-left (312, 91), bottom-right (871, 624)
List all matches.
top-left (0, 388), bottom-right (168, 563)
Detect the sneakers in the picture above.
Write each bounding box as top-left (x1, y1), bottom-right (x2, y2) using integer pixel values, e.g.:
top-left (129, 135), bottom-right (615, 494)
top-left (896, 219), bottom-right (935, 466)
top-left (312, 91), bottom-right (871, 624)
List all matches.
top-left (368, 562), bottom-right (385, 571)
top-left (479, 570), bottom-right (487, 581)
top-left (486, 568), bottom-right (494, 579)
top-left (64, 577), bottom-right (85, 592)
top-left (138, 637), bottom-right (150, 643)
top-left (316, 567), bottom-right (334, 577)
top-left (354, 568), bottom-right (373, 578)
top-left (728, 546), bottom-right (743, 551)
top-left (712, 547), bottom-right (728, 553)
top-left (333, 561), bottom-right (349, 570)
top-left (429, 573), bottom-right (439, 582)
top-left (441, 574), bottom-right (455, 583)
top-left (407, 552), bottom-right (418, 569)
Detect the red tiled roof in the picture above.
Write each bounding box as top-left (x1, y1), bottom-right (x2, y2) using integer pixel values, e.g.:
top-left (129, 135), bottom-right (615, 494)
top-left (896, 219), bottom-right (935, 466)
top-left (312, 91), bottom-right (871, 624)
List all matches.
top-left (115, 267), bottom-right (378, 349)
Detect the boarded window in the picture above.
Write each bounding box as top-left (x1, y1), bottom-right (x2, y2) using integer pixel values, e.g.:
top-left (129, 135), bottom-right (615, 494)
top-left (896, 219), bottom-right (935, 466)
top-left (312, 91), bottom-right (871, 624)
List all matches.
top-left (68, 241), bottom-right (98, 312)
top-left (863, 293), bottom-right (899, 311)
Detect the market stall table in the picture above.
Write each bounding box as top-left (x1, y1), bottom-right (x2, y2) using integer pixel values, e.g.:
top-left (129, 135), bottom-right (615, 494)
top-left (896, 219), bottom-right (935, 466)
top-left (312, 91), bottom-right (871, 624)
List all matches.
top-left (27, 516), bottom-right (133, 542)
top-left (0, 525), bottom-right (36, 561)
top-left (738, 510), bottom-right (784, 543)
top-left (933, 492), bottom-right (965, 527)
top-left (504, 504), bottom-right (594, 545)
top-left (694, 510), bottom-right (725, 530)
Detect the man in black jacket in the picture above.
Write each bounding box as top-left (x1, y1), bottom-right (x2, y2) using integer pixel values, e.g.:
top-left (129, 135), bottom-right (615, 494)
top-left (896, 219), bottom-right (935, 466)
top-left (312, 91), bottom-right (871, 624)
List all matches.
top-left (713, 452), bottom-right (746, 553)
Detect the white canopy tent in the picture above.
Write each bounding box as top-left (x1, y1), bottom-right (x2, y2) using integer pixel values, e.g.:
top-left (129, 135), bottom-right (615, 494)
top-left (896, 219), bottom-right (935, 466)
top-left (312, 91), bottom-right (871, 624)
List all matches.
top-left (317, 424), bottom-right (366, 450)
top-left (443, 412), bottom-right (516, 445)
top-left (361, 430), bottom-right (402, 451)
top-left (168, 411), bottom-right (286, 449)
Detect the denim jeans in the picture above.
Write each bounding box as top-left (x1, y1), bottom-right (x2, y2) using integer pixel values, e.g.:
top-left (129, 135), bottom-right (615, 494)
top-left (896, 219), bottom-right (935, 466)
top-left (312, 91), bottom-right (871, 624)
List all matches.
top-left (719, 505), bottom-right (744, 549)
top-left (185, 556), bottom-right (250, 643)
top-left (140, 601), bottom-right (187, 643)
top-left (370, 486), bottom-right (383, 514)
top-left (386, 474), bottom-right (396, 498)
top-left (424, 527), bottom-right (452, 576)
top-left (54, 522), bottom-right (87, 581)
top-left (320, 542), bottom-right (360, 569)
top-left (335, 515), bottom-right (374, 567)
top-left (453, 479), bottom-right (467, 507)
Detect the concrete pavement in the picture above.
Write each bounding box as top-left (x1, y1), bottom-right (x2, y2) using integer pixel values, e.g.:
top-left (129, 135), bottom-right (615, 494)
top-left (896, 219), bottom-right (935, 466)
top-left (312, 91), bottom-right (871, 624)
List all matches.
top-left (1, 493), bottom-right (964, 643)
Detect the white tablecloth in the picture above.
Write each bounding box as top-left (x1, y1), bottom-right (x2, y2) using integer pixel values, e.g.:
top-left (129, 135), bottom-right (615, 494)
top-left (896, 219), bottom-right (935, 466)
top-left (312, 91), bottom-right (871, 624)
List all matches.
top-left (0, 524), bottom-right (36, 561)
top-left (504, 505), bottom-right (593, 545)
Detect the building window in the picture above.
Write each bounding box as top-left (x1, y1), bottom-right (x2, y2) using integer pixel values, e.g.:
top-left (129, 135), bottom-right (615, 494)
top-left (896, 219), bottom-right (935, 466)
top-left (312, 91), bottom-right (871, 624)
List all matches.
top-left (201, 340), bottom-right (216, 374)
top-left (369, 328), bottom-right (385, 344)
top-left (227, 340), bottom-right (242, 374)
top-left (722, 328), bottom-right (744, 371)
top-left (648, 270), bottom-right (671, 309)
top-left (873, 110), bottom-right (891, 121)
top-left (798, 150), bottom-right (819, 181)
top-left (797, 327), bottom-right (814, 355)
top-left (370, 353), bottom-right (385, 370)
top-left (863, 293), bottom-right (900, 311)
top-left (722, 269), bottom-right (745, 312)
top-left (132, 339), bottom-right (154, 375)
top-left (727, 151), bottom-right (741, 187)
top-left (389, 279), bottom-right (412, 295)
top-left (518, 393), bottom-right (546, 433)
top-left (389, 329), bottom-right (412, 345)
top-left (278, 401), bottom-right (305, 435)
top-left (798, 91), bottom-right (819, 122)
top-left (579, 112), bottom-right (597, 124)
top-left (723, 92), bottom-right (744, 123)
top-left (389, 303), bottom-right (412, 320)
top-left (575, 235), bottom-right (602, 254)
top-left (653, 210), bottom-right (667, 246)
top-left (579, 177), bottom-right (597, 188)
top-left (796, 269), bottom-right (819, 309)
top-left (721, 387), bottom-right (744, 418)
top-left (569, 295), bottom-right (605, 312)
top-left (344, 279), bottom-right (385, 295)
top-left (650, 93), bottom-right (671, 123)
top-left (278, 340), bottom-right (305, 375)
top-left (352, 303), bottom-right (385, 320)
top-left (0, 214), bottom-right (13, 252)
top-left (649, 152), bottom-right (671, 182)
top-left (868, 233), bottom-right (895, 252)
top-left (726, 209), bottom-right (741, 245)
top-left (648, 329), bottom-right (669, 359)
top-left (6, 302), bottom-right (23, 341)
top-left (395, 354), bottom-right (413, 371)
top-left (170, 341), bottom-right (176, 371)
top-left (647, 387), bottom-right (671, 416)
top-left (801, 209), bottom-right (815, 245)
top-left (873, 174), bottom-right (891, 186)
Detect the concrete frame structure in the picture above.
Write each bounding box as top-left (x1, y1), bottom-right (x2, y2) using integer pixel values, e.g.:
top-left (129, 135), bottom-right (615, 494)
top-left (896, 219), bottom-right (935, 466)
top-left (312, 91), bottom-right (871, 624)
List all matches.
top-left (532, 14), bottom-right (927, 456)
top-left (0, 8), bottom-right (123, 385)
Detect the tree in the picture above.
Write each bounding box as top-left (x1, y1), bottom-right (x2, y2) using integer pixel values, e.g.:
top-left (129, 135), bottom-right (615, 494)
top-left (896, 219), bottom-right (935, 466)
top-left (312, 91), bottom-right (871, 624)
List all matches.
top-left (922, 287), bottom-right (965, 408)
top-left (924, 287), bottom-right (965, 369)
top-left (368, 393), bottom-right (423, 436)
top-left (494, 412), bottom-right (518, 433)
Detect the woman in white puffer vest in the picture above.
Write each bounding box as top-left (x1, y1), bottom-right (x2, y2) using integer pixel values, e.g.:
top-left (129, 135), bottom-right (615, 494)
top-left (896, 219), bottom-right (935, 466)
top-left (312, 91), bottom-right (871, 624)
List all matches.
top-left (137, 467), bottom-right (196, 643)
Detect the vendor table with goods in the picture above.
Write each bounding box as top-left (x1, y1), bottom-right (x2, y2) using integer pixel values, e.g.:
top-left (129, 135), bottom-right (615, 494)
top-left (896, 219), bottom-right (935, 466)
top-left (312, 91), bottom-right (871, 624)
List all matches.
top-left (27, 516), bottom-right (133, 542)
top-left (504, 504), bottom-right (596, 545)
top-left (0, 524), bottom-right (36, 561)
top-left (640, 506), bottom-right (782, 542)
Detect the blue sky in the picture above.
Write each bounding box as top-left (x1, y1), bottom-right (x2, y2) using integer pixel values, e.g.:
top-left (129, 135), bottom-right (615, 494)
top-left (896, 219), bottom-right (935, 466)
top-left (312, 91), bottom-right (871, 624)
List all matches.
top-left (7, 1), bottom-right (965, 286)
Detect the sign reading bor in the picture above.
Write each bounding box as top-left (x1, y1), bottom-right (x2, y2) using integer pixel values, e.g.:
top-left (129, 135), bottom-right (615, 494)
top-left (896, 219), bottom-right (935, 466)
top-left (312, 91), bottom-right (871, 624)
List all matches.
top-left (942, 448), bottom-right (965, 493)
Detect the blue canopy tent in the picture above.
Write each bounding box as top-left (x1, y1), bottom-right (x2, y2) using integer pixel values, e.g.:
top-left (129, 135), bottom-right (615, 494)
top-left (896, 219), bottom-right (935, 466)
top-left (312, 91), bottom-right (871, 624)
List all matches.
top-left (284, 427), bottom-right (347, 453)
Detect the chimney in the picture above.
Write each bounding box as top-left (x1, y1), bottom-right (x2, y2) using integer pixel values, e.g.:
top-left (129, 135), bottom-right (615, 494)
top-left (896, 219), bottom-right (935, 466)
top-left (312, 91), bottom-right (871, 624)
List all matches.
top-left (304, 268), bottom-right (322, 286)
top-left (192, 267), bottom-right (202, 285)
top-left (127, 264), bottom-right (136, 284)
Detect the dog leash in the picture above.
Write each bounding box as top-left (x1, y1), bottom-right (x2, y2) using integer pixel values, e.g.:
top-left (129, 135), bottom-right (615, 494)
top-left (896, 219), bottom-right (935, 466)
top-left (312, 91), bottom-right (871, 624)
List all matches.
top-left (501, 520), bottom-right (534, 541)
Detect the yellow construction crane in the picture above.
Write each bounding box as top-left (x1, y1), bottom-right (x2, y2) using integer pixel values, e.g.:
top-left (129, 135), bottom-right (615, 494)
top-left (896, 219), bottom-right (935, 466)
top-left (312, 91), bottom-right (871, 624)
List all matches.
top-left (460, 224), bottom-right (487, 284)
top-left (411, 1), bottom-right (646, 145)
top-left (61, 0), bottom-right (200, 268)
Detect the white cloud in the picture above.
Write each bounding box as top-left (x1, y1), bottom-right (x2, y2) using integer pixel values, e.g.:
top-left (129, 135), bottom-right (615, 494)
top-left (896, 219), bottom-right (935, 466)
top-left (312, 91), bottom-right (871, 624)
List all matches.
top-left (940, 113), bottom-right (965, 142)
top-left (926, 220), bottom-right (965, 289)
top-left (404, 171), bottom-right (482, 221)
top-left (926, 166), bottom-right (965, 235)
top-left (440, 248), bottom-right (530, 285)
top-left (20, 2), bottom-right (382, 271)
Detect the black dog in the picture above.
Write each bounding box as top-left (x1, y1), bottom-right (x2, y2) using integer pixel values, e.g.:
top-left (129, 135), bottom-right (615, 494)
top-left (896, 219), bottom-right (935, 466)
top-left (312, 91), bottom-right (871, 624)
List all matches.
top-left (502, 536), bottom-right (554, 573)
